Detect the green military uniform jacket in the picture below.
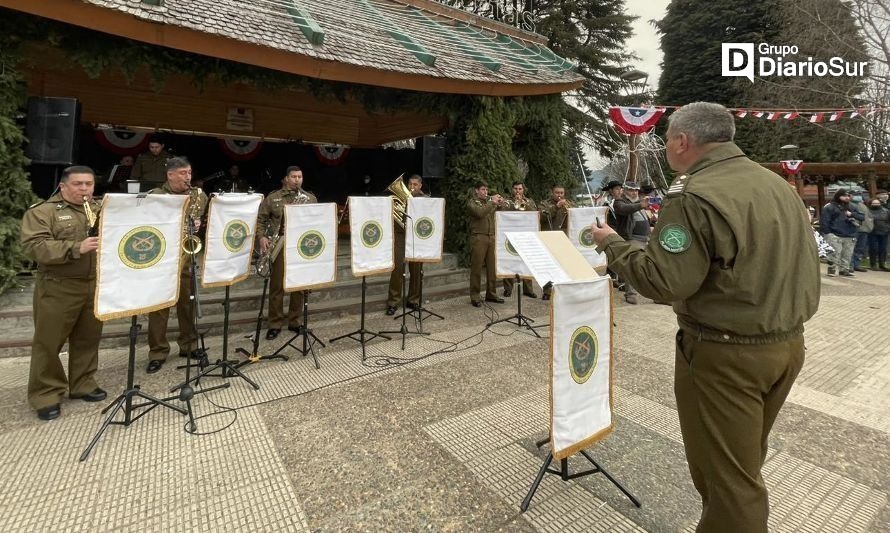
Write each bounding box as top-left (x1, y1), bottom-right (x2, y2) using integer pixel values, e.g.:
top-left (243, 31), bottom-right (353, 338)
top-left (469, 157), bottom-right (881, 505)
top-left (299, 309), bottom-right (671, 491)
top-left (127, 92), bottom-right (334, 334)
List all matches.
top-left (466, 196), bottom-right (498, 236)
top-left (257, 188), bottom-right (318, 237)
top-left (597, 143), bottom-right (820, 342)
top-left (21, 193), bottom-right (100, 279)
top-left (539, 197), bottom-right (572, 232)
top-left (131, 150), bottom-right (171, 184)
top-left (148, 183), bottom-right (209, 219)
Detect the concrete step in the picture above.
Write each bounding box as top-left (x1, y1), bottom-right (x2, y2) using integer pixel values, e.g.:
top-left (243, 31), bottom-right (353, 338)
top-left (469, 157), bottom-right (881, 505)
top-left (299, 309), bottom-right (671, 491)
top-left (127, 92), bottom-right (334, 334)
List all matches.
top-left (0, 269), bottom-right (472, 359)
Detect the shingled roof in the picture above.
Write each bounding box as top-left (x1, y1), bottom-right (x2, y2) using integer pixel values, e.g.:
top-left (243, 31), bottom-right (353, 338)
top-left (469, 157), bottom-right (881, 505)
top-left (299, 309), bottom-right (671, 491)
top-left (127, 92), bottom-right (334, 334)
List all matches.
top-left (6, 0), bottom-right (584, 96)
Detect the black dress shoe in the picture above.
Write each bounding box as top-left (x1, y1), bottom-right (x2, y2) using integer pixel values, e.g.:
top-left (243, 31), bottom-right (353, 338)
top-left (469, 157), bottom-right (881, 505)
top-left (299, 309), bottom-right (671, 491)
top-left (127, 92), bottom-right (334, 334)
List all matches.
top-left (146, 360), bottom-right (164, 374)
top-left (542, 293), bottom-right (551, 301)
top-left (485, 296), bottom-right (505, 304)
top-left (854, 266), bottom-right (868, 272)
top-left (523, 291), bottom-right (538, 299)
top-left (178, 350), bottom-right (203, 360)
top-left (37, 404), bottom-right (61, 421)
top-left (406, 302), bottom-right (419, 310)
top-left (71, 388), bottom-right (107, 402)
top-left (503, 287), bottom-right (513, 298)
top-left (385, 306), bottom-right (397, 316)
top-left (288, 325), bottom-right (301, 333)
top-left (266, 328), bottom-right (281, 340)
top-left (471, 300), bottom-right (482, 308)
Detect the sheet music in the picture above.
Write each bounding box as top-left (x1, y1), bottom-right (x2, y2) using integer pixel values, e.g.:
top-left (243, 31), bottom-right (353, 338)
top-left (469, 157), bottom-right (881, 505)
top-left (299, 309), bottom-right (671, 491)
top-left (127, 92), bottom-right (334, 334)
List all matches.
top-left (504, 231), bottom-right (571, 285)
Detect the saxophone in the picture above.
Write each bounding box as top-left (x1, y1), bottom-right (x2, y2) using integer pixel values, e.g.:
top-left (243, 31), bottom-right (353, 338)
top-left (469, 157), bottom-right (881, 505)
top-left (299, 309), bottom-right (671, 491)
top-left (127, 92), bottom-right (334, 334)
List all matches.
top-left (82, 196), bottom-right (100, 237)
top-left (256, 189), bottom-right (310, 277)
top-left (182, 188), bottom-right (204, 255)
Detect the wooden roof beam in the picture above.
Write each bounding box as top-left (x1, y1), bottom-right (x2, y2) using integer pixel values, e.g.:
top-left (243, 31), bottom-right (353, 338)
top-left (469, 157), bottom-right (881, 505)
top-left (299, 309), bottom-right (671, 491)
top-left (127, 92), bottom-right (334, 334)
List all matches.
top-left (357, 0), bottom-right (436, 67)
top-left (287, 0), bottom-right (325, 46)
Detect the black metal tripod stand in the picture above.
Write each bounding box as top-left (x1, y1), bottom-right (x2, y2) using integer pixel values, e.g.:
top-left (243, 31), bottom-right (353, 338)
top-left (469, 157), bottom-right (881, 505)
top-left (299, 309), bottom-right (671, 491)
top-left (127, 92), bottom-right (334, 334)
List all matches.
top-left (80, 316), bottom-right (187, 461)
top-left (175, 285), bottom-right (260, 390)
top-left (487, 274), bottom-right (545, 337)
top-left (381, 258), bottom-right (429, 350)
top-left (167, 230), bottom-right (230, 427)
top-left (520, 436), bottom-right (641, 512)
top-left (392, 263), bottom-right (443, 334)
top-left (265, 290), bottom-right (324, 368)
top-left (236, 276), bottom-right (289, 366)
top-left (329, 276), bottom-right (390, 361)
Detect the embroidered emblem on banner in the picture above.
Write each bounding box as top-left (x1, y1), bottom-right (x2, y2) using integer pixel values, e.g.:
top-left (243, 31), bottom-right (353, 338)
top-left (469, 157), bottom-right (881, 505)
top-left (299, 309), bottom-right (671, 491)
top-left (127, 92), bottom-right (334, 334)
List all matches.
top-left (578, 227), bottom-right (596, 248)
top-left (659, 224), bottom-right (691, 254)
top-left (223, 220), bottom-right (250, 252)
top-left (414, 217), bottom-right (434, 240)
top-left (569, 326), bottom-right (598, 384)
top-left (298, 230), bottom-right (326, 260)
top-left (119, 226), bottom-right (165, 269)
top-left (505, 238), bottom-right (519, 256)
top-left (361, 221), bottom-right (383, 248)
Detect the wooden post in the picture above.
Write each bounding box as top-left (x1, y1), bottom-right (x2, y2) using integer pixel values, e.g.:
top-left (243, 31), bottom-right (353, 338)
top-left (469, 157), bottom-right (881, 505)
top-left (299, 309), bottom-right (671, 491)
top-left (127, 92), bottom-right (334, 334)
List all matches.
top-left (626, 134), bottom-right (640, 182)
top-left (794, 175), bottom-right (804, 198)
top-left (816, 177), bottom-right (826, 217)
top-left (868, 172), bottom-right (877, 199)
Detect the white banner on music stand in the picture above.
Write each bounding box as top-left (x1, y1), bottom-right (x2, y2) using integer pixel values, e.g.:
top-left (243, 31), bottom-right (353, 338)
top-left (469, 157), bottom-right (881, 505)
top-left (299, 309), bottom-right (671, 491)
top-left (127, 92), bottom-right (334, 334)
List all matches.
top-left (284, 203), bottom-right (338, 291)
top-left (95, 193), bottom-right (187, 320)
top-left (348, 196), bottom-right (394, 276)
top-left (550, 277), bottom-right (613, 460)
top-left (567, 207), bottom-right (608, 272)
top-left (496, 211), bottom-right (539, 278)
top-left (405, 197), bottom-right (445, 262)
top-left (201, 193), bottom-right (262, 288)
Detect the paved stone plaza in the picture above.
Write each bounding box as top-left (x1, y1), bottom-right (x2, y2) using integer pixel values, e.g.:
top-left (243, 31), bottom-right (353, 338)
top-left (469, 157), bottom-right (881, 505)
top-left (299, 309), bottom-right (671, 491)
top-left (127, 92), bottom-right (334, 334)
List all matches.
top-left (0, 266), bottom-right (887, 531)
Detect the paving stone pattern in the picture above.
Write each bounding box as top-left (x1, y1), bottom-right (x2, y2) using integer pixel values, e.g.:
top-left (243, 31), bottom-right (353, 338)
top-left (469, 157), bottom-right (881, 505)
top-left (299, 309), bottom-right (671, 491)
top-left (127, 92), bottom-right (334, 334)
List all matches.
top-left (0, 265), bottom-right (887, 530)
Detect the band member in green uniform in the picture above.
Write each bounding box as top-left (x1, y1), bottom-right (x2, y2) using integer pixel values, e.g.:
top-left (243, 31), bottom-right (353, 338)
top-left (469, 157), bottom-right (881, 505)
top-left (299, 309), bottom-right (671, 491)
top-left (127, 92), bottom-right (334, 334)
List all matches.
top-left (591, 102), bottom-right (820, 532)
top-left (386, 174), bottom-right (426, 315)
top-left (502, 181), bottom-right (538, 299)
top-left (466, 181), bottom-right (506, 307)
top-left (256, 166), bottom-right (317, 340)
top-left (145, 157), bottom-right (208, 373)
top-left (21, 165), bottom-right (106, 420)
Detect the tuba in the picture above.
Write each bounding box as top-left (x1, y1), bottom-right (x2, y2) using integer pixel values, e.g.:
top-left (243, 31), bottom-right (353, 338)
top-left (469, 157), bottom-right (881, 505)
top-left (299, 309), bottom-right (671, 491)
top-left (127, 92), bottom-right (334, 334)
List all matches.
top-left (387, 174), bottom-right (411, 229)
top-left (182, 188), bottom-right (204, 255)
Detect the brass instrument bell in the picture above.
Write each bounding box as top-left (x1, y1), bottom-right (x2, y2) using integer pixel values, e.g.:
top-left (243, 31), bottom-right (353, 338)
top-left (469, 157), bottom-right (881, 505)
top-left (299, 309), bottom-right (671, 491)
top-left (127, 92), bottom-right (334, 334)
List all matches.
top-left (387, 174), bottom-right (412, 229)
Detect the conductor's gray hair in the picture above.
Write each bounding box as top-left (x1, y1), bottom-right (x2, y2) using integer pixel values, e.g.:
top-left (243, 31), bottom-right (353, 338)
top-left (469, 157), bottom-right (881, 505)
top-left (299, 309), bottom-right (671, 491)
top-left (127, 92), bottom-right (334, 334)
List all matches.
top-left (667, 102), bottom-right (735, 145)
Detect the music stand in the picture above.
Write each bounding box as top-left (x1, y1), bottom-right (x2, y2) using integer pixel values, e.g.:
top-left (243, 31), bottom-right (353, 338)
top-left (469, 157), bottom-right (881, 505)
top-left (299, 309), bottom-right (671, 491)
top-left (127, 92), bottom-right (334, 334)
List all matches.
top-left (236, 276), bottom-right (289, 366)
top-left (174, 285), bottom-right (260, 390)
top-left (329, 276), bottom-right (390, 361)
top-left (80, 316), bottom-right (187, 461)
top-left (487, 274), bottom-right (545, 337)
top-left (392, 263), bottom-right (443, 333)
top-left (521, 436), bottom-right (640, 512)
top-left (264, 290), bottom-right (324, 368)
top-left (381, 254), bottom-right (429, 349)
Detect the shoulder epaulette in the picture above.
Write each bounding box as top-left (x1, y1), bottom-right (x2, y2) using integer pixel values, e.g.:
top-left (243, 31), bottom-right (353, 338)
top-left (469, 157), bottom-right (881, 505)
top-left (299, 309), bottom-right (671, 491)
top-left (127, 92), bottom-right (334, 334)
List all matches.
top-left (666, 174), bottom-right (689, 197)
top-left (28, 199), bottom-right (47, 209)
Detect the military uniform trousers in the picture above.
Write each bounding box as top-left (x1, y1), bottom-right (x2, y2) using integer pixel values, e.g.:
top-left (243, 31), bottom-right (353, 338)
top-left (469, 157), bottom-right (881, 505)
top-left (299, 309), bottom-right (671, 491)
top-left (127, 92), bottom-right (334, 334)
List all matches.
top-left (674, 330), bottom-right (804, 532)
top-left (29, 276), bottom-right (103, 410)
top-left (268, 251), bottom-right (304, 328)
top-left (469, 233), bottom-right (497, 302)
top-left (147, 267), bottom-right (197, 362)
top-left (388, 231), bottom-right (422, 307)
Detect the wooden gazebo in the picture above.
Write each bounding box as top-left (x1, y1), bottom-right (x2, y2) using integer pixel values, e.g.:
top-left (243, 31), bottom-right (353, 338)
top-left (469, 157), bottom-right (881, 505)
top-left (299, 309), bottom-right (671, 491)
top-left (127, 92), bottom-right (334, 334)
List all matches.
top-left (762, 162), bottom-right (890, 212)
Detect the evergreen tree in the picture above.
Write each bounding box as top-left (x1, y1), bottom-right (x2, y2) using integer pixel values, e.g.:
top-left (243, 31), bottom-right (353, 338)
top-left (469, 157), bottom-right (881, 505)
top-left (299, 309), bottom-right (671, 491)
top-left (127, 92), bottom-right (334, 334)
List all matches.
top-left (733, 0), bottom-right (867, 162)
top-left (656, 0), bottom-right (782, 107)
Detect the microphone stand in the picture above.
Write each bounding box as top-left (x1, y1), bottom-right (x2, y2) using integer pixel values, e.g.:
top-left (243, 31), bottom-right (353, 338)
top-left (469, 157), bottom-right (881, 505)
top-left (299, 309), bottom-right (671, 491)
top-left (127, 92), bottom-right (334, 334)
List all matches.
top-left (166, 215), bottom-right (230, 431)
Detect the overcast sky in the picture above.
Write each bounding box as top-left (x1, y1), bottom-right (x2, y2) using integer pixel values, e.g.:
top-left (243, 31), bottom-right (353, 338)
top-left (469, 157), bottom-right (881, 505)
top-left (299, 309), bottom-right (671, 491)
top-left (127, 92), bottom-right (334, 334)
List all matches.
top-left (623, 0), bottom-right (669, 93)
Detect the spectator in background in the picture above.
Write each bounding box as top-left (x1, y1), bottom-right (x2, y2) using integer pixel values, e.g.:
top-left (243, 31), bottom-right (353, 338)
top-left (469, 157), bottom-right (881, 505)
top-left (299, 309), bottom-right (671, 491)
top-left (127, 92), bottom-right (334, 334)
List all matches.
top-left (820, 189), bottom-right (864, 276)
top-left (851, 194), bottom-right (873, 271)
top-left (613, 181), bottom-right (652, 304)
top-left (868, 199), bottom-right (889, 271)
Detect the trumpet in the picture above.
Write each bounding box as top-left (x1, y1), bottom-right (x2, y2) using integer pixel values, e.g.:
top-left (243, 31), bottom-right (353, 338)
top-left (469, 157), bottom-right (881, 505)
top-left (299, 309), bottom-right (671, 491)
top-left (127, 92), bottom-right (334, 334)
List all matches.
top-left (182, 188), bottom-right (203, 255)
top-left (82, 196), bottom-right (100, 237)
top-left (487, 193), bottom-right (511, 208)
top-left (512, 196), bottom-right (531, 211)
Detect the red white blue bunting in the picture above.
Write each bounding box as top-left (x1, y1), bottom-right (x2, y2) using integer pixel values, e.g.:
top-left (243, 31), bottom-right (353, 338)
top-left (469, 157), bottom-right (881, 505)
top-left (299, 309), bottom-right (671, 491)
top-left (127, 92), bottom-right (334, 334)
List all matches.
top-left (94, 129), bottom-right (149, 155)
top-left (219, 138), bottom-right (263, 161)
top-left (608, 107), bottom-right (666, 135)
top-left (313, 145), bottom-right (350, 166)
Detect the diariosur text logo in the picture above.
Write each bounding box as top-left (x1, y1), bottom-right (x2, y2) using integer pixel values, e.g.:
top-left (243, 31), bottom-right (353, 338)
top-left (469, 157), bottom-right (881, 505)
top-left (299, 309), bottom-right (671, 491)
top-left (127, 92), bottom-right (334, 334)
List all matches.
top-left (722, 43), bottom-right (868, 82)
